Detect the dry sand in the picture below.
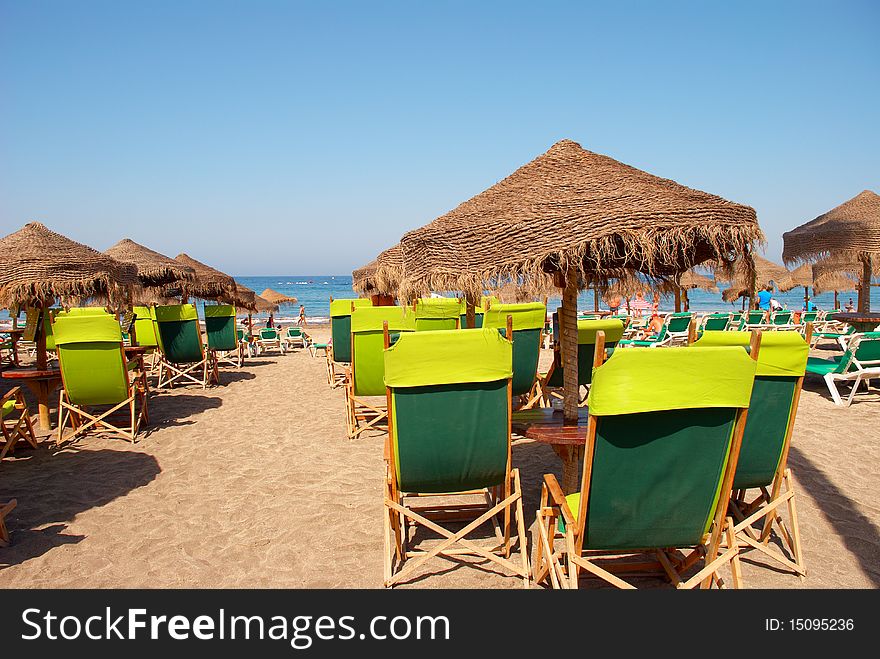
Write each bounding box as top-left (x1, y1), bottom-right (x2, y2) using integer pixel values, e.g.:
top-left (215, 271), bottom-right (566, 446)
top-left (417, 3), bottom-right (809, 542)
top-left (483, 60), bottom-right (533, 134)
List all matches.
top-left (1, 328), bottom-right (878, 588)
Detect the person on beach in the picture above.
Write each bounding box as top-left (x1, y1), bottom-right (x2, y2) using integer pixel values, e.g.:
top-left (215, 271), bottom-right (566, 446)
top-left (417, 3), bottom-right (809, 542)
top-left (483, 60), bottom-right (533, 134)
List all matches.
top-left (845, 298), bottom-right (854, 312)
top-left (266, 313), bottom-right (275, 328)
top-left (297, 305), bottom-right (307, 327)
top-left (630, 292), bottom-right (649, 317)
top-left (757, 285), bottom-right (773, 311)
top-left (605, 294), bottom-right (622, 314)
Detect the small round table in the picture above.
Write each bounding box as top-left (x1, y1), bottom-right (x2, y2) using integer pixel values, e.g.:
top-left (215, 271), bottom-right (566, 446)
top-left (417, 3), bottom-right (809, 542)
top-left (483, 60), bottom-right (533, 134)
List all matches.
top-left (512, 407), bottom-right (590, 494)
top-left (1, 367), bottom-right (62, 433)
top-left (831, 312), bottom-right (880, 334)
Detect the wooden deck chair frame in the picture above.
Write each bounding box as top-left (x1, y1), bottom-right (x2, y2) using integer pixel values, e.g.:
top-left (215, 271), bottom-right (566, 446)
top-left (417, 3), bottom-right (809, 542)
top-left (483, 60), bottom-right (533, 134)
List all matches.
top-left (533, 331), bottom-right (760, 590)
top-left (482, 303), bottom-right (546, 410)
top-left (53, 311), bottom-right (149, 445)
top-left (345, 306), bottom-right (414, 439)
top-left (692, 327), bottom-right (812, 577)
top-left (1, 387), bottom-right (38, 461)
top-left (0, 499), bottom-right (17, 547)
top-left (154, 304), bottom-right (217, 390)
top-left (382, 324), bottom-right (530, 588)
top-left (327, 298), bottom-right (373, 388)
top-left (205, 304), bottom-right (243, 373)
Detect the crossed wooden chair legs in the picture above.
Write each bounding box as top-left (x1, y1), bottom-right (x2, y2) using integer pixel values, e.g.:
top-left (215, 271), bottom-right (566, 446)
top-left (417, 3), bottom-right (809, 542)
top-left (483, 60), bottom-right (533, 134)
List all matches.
top-left (56, 373), bottom-right (149, 445)
top-left (344, 383), bottom-right (387, 439)
top-left (0, 499), bottom-right (17, 548)
top-left (384, 468), bottom-right (530, 588)
top-left (156, 355), bottom-right (218, 390)
top-left (727, 469), bottom-right (805, 577)
top-left (1, 387), bottom-right (38, 461)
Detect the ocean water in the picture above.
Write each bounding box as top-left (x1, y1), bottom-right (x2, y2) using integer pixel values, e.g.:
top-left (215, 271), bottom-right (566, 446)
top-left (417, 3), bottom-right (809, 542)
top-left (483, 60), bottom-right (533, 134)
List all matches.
top-left (3, 274), bottom-right (876, 325)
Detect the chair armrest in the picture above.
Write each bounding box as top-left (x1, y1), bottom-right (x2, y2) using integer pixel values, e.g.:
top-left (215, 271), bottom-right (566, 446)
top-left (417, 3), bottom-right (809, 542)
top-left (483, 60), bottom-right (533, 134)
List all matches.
top-left (0, 386), bottom-right (22, 403)
top-left (543, 473), bottom-right (576, 526)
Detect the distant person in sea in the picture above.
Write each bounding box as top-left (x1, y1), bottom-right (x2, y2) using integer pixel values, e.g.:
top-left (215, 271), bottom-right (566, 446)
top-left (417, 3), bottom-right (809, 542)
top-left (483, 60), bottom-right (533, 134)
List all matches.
top-left (297, 305), bottom-right (307, 327)
top-left (845, 298), bottom-right (855, 312)
top-left (757, 285), bottom-right (773, 311)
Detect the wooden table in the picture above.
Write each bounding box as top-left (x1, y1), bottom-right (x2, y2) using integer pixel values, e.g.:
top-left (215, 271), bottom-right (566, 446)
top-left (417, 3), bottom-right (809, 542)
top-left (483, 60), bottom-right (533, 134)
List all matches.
top-left (1, 367), bottom-right (62, 432)
top-left (831, 312), bottom-right (880, 333)
top-left (512, 407), bottom-right (590, 494)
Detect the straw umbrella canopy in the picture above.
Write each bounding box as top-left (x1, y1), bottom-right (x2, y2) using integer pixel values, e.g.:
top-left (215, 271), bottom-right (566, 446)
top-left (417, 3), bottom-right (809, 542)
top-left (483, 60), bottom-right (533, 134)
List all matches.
top-left (399, 139), bottom-right (761, 423)
top-left (783, 190), bottom-right (880, 312)
top-left (720, 254), bottom-right (796, 303)
top-left (104, 238), bottom-right (196, 288)
top-left (0, 221), bottom-right (139, 367)
top-left (172, 253), bottom-right (237, 301)
top-left (352, 259), bottom-right (378, 294)
top-left (260, 288), bottom-right (298, 306)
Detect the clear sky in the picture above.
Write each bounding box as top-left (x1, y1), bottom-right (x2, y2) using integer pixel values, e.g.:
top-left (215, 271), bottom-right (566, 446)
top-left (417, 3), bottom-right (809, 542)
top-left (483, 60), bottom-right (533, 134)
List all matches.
top-left (1, 1), bottom-right (877, 276)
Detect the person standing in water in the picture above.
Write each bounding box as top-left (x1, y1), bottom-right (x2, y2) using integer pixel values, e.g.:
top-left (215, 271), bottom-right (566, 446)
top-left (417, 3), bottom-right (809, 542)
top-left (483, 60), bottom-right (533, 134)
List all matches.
top-left (297, 305), bottom-right (307, 327)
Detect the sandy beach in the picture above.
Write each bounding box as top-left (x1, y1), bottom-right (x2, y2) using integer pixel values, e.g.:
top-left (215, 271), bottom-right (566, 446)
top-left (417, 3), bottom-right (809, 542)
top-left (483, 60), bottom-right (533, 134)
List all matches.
top-left (1, 327), bottom-right (878, 589)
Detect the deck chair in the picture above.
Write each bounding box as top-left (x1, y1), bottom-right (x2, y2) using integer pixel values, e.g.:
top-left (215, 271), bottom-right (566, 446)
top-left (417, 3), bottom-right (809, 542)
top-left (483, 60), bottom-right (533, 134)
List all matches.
top-left (619, 312), bottom-right (693, 347)
top-left (256, 327), bottom-right (283, 355)
top-left (739, 309), bottom-right (767, 330)
top-left (534, 340), bottom-right (757, 589)
top-left (1, 387), bottom-right (38, 461)
top-left (328, 298), bottom-right (373, 387)
top-left (535, 318), bottom-right (624, 406)
top-left (154, 304), bottom-right (216, 389)
top-left (346, 306), bottom-right (415, 438)
top-left (767, 310), bottom-right (795, 329)
top-left (53, 310), bottom-right (149, 444)
top-left (282, 326), bottom-right (307, 351)
top-left (0, 499), bottom-right (17, 547)
top-left (205, 304), bottom-right (242, 371)
top-left (20, 307), bottom-right (58, 362)
top-left (805, 332), bottom-right (880, 406)
top-left (383, 328), bottom-right (530, 588)
top-left (458, 299), bottom-right (485, 328)
top-left (693, 330), bottom-right (810, 576)
top-left (699, 312), bottom-right (731, 333)
top-left (413, 297), bottom-right (460, 331)
top-left (483, 302), bottom-right (546, 406)
top-left (132, 305), bottom-right (160, 371)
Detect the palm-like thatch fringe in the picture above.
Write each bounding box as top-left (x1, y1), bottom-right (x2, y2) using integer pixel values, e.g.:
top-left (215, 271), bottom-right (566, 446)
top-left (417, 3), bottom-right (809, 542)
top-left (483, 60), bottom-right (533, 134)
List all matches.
top-left (260, 288), bottom-right (297, 305)
top-left (352, 259), bottom-right (378, 293)
top-left (373, 244), bottom-right (405, 296)
top-left (105, 238), bottom-right (196, 287)
top-left (172, 253), bottom-right (237, 300)
top-left (398, 140), bottom-right (762, 300)
top-left (782, 190), bottom-right (880, 265)
top-left (253, 295), bottom-right (279, 313)
top-left (0, 221), bottom-right (139, 309)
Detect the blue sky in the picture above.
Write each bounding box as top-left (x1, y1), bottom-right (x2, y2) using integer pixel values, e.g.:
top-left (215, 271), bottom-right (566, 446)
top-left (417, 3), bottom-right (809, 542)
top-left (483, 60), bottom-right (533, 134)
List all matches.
top-left (1, 0), bottom-right (877, 275)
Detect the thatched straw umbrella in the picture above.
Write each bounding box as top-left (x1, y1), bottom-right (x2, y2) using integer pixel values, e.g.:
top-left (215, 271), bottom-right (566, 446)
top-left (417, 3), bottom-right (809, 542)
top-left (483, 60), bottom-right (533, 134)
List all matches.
top-left (783, 190), bottom-right (880, 312)
top-left (399, 139), bottom-right (761, 423)
top-left (260, 288), bottom-right (298, 306)
top-left (811, 253), bottom-right (879, 309)
top-left (172, 253), bottom-right (237, 301)
top-left (352, 259), bottom-right (378, 294)
top-left (0, 222), bottom-right (139, 368)
top-left (669, 269), bottom-right (718, 312)
top-left (354, 244), bottom-right (404, 306)
top-left (105, 239), bottom-right (196, 288)
top-left (720, 255), bottom-right (795, 305)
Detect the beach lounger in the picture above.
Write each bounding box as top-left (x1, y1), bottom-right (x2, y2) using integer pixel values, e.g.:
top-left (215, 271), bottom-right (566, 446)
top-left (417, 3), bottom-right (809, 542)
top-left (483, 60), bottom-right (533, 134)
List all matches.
top-left (154, 304), bottom-right (217, 389)
top-left (482, 302), bottom-right (546, 406)
top-left (345, 306), bottom-right (415, 439)
top-left (739, 309), bottom-right (767, 331)
top-left (256, 327), bottom-right (283, 355)
top-left (0, 499), bottom-right (17, 547)
top-left (282, 326), bottom-right (307, 351)
top-left (693, 329), bottom-right (810, 576)
top-left (535, 318), bottom-right (624, 406)
top-left (205, 304), bottom-right (242, 371)
top-left (53, 310), bottom-right (149, 444)
top-left (699, 312), bottom-right (731, 333)
top-left (766, 310), bottom-right (795, 330)
top-left (328, 298), bottom-right (372, 388)
top-left (413, 297), bottom-right (460, 331)
top-left (618, 312), bottom-right (693, 347)
top-left (382, 328), bottom-right (529, 588)
top-left (534, 337), bottom-right (757, 589)
top-left (1, 386), bottom-right (38, 461)
top-left (805, 332), bottom-right (880, 406)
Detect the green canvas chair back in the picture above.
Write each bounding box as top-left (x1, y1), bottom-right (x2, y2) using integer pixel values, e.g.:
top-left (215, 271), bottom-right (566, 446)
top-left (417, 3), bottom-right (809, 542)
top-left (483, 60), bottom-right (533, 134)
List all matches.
top-left (286, 327), bottom-right (304, 339)
top-left (483, 302), bottom-right (546, 396)
top-left (205, 304), bottom-right (238, 352)
top-left (384, 328), bottom-right (513, 493)
top-left (351, 306), bottom-right (416, 397)
top-left (53, 312), bottom-right (129, 406)
top-left (457, 299), bottom-right (485, 329)
top-left (772, 310), bottom-right (792, 325)
top-left (132, 306), bottom-right (159, 348)
top-left (236, 328), bottom-right (246, 342)
top-left (330, 298), bottom-right (372, 363)
top-left (154, 304), bottom-right (204, 364)
top-left (576, 347), bottom-right (756, 550)
top-left (545, 319), bottom-right (624, 387)
top-left (259, 327), bottom-right (279, 340)
top-left (701, 313), bottom-right (730, 332)
top-left (413, 298), bottom-right (460, 331)
top-left (664, 312), bottom-right (694, 335)
top-left (842, 332), bottom-right (880, 371)
top-left (801, 311), bottom-right (819, 324)
top-left (694, 331), bottom-right (808, 490)
top-left (746, 310), bottom-right (766, 325)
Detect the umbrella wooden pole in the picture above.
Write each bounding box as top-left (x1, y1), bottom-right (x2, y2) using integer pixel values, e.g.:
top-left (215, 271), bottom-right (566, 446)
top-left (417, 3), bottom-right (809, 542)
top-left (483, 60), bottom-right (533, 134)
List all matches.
top-left (834, 291), bottom-right (839, 310)
top-left (36, 302), bottom-right (47, 371)
top-left (593, 285), bottom-right (599, 313)
top-left (560, 266), bottom-right (579, 424)
top-left (674, 287), bottom-right (682, 313)
top-left (465, 293), bottom-right (477, 329)
top-left (859, 255), bottom-right (872, 313)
